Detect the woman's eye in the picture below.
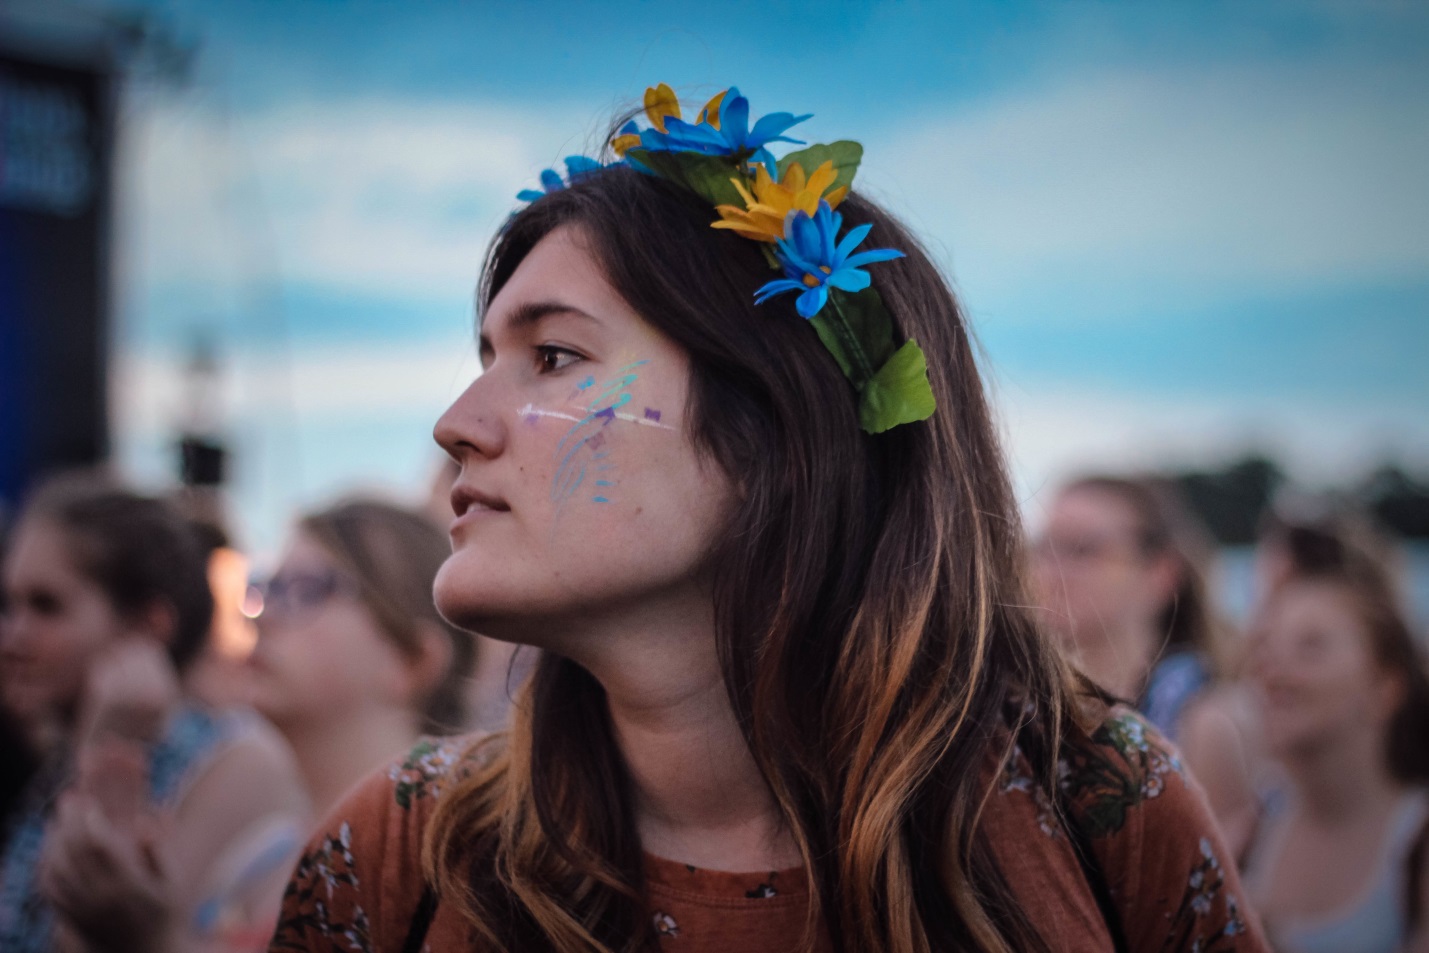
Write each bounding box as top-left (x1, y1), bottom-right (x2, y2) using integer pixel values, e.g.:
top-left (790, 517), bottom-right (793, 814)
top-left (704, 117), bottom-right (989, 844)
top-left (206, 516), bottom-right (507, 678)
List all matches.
top-left (536, 346), bottom-right (581, 373)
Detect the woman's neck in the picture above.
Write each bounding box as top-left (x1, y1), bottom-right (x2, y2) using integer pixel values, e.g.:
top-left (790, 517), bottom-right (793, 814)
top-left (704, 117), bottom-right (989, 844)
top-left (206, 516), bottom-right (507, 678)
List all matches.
top-left (580, 616), bottom-right (801, 873)
top-left (1283, 725), bottom-right (1403, 826)
top-left (279, 704), bottom-right (419, 818)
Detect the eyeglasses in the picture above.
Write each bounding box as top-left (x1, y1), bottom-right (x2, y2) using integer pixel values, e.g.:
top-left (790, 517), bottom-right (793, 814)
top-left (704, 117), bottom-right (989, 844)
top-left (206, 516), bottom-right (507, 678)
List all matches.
top-left (247, 568), bottom-right (358, 620)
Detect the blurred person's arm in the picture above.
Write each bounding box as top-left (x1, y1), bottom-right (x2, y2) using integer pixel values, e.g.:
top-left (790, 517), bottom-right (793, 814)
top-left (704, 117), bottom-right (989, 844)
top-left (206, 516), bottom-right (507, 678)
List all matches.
top-left (42, 640), bottom-right (311, 953)
top-left (1178, 689), bottom-right (1261, 862)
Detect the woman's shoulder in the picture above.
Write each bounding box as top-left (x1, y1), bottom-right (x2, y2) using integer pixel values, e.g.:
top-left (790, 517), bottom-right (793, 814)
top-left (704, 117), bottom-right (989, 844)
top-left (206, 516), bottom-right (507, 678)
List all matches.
top-left (269, 733), bottom-right (498, 953)
top-left (1059, 702), bottom-right (1191, 830)
top-left (1063, 703), bottom-right (1268, 951)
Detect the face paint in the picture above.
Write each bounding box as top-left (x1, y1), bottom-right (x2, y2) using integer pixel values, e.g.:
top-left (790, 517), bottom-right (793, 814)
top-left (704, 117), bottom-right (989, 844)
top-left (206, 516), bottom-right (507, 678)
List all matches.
top-left (550, 360), bottom-right (662, 507)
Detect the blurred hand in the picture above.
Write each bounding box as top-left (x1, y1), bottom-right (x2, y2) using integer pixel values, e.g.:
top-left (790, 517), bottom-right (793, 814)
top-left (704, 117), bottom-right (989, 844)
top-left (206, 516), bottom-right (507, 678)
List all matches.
top-left (79, 638), bottom-right (180, 746)
top-left (39, 788), bottom-right (177, 953)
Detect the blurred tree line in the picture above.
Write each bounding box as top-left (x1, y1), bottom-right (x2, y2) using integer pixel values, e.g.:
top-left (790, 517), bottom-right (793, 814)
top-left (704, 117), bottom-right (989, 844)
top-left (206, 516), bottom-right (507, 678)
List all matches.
top-left (1167, 455), bottom-right (1429, 545)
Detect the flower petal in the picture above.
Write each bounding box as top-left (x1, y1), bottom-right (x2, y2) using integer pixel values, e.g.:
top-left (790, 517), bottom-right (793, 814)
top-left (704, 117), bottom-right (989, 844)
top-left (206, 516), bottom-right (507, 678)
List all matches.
top-left (805, 160), bottom-right (836, 197)
top-left (747, 111), bottom-right (813, 148)
top-left (795, 285), bottom-right (828, 318)
top-left (754, 278), bottom-right (806, 304)
top-left (516, 189), bottom-right (545, 203)
top-left (827, 267), bottom-right (871, 292)
top-left (720, 91), bottom-right (750, 144)
top-left (565, 155), bottom-right (602, 179)
top-left (540, 169), bottom-right (564, 192)
top-left (697, 89), bottom-right (727, 129)
top-left (843, 248), bottom-right (906, 269)
top-left (834, 222), bottom-right (874, 263)
top-left (659, 117), bottom-right (729, 152)
top-left (645, 83), bottom-right (680, 133)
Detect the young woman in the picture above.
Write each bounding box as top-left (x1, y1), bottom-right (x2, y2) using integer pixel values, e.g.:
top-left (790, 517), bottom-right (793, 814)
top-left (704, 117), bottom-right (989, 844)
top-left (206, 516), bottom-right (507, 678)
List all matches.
top-left (269, 86), bottom-right (1266, 953)
top-left (0, 475), bottom-right (309, 953)
top-left (1242, 549), bottom-right (1429, 952)
top-left (1032, 476), bottom-right (1261, 857)
top-left (246, 499), bottom-right (477, 818)
top-left (1032, 476), bottom-right (1227, 739)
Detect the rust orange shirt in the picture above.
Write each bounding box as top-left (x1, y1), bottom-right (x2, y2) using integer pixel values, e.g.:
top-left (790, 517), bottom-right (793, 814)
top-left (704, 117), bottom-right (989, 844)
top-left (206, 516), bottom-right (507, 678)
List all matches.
top-left (269, 707), bottom-right (1268, 952)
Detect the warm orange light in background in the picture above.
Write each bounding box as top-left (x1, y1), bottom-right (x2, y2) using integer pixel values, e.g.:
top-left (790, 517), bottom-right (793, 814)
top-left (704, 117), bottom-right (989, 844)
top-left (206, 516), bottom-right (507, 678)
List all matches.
top-left (209, 546), bottom-right (258, 661)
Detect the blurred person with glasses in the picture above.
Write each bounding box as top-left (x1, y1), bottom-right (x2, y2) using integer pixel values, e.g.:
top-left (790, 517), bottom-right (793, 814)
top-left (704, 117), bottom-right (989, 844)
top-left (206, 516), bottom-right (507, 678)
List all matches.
top-left (244, 499), bottom-right (477, 820)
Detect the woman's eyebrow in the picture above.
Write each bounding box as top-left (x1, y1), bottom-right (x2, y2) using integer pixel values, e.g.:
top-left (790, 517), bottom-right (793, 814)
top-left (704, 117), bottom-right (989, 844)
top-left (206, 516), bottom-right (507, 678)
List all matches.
top-left (479, 300), bottom-right (601, 355)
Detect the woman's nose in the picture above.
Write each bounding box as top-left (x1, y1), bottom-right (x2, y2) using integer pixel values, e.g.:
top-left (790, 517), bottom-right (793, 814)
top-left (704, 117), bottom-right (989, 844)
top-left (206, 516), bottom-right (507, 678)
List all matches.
top-left (433, 374), bottom-right (507, 465)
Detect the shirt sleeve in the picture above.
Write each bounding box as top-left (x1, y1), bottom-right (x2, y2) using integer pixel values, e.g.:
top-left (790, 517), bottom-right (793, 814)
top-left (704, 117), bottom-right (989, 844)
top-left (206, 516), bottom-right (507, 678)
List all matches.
top-left (1063, 708), bottom-right (1270, 953)
top-left (266, 737), bottom-right (476, 953)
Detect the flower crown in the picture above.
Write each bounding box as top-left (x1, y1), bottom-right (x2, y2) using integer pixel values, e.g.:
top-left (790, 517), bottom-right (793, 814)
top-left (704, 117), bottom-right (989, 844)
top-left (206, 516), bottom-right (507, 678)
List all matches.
top-left (516, 84), bottom-right (936, 434)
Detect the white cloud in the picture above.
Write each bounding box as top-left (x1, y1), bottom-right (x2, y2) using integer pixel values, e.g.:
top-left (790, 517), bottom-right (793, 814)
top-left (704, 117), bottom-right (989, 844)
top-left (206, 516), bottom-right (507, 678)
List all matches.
top-left (998, 378), bottom-right (1429, 524)
top-left (865, 61), bottom-right (1429, 320)
top-left (116, 93), bottom-right (602, 304)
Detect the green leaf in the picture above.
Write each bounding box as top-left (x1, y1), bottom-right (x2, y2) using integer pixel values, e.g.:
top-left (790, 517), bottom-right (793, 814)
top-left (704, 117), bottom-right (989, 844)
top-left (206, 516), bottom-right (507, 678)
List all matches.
top-left (626, 149), bottom-right (747, 208)
top-left (808, 312), bottom-right (856, 380)
top-left (858, 339), bottom-right (937, 434)
top-left (810, 288), bottom-right (897, 391)
top-left (777, 141), bottom-right (863, 194)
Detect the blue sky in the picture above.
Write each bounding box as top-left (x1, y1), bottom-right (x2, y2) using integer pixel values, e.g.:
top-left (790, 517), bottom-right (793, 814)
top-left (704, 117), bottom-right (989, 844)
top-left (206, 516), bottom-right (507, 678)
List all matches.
top-left (95, 0), bottom-right (1429, 554)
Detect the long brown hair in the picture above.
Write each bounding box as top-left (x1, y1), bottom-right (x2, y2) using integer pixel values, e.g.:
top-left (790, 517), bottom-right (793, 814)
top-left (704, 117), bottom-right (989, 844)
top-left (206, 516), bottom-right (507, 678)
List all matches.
top-left (425, 159), bottom-right (1077, 952)
top-left (301, 499), bottom-right (476, 734)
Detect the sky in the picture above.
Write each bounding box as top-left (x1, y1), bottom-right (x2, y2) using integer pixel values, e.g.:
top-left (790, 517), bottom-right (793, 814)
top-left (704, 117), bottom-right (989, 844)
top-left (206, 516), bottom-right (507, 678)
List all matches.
top-left (85, 0), bottom-right (1429, 556)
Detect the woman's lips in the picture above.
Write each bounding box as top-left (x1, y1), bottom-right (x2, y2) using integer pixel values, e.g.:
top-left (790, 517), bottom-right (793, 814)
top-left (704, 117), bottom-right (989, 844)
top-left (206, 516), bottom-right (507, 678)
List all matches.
top-left (449, 484), bottom-right (511, 533)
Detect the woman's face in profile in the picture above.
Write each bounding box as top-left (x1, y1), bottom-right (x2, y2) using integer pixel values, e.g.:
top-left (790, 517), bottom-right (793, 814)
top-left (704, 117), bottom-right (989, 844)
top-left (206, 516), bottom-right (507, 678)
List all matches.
top-left (247, 530), bottom-right (412, 725)
top-left (433, 225), bottom-right (736, 650)
top-left (0, 519), bottom-right (125, 733)
top-left (1250, 580), bottom-right (1398, 759)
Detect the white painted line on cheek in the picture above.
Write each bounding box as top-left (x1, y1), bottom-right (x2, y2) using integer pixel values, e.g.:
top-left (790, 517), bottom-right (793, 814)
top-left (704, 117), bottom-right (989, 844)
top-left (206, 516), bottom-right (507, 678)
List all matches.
top-left (520, 401), bottom-right (677, 431)
top-left (517, 403), bottom-right (582, 424)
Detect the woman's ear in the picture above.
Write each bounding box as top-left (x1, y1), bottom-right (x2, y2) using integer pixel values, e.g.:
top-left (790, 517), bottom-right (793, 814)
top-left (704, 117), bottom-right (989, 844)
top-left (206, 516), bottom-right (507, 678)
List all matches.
top-left (398, 621), bottom-right (454, 709)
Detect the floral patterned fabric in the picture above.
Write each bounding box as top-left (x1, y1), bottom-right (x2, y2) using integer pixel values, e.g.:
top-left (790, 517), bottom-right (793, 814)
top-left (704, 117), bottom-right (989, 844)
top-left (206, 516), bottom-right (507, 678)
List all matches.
top-left (269, 707), bottom-right (1268, 953)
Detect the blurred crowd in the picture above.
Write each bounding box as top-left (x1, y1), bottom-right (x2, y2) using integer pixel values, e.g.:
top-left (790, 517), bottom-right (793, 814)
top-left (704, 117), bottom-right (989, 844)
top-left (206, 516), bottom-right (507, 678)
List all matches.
top-left (1, 464), bottom-right (1426, 952)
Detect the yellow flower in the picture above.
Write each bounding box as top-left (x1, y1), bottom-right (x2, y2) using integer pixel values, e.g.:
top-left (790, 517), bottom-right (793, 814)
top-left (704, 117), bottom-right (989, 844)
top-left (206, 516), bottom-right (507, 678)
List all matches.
top-left (611, 85), bottom-right (729, 156)
top-left (710, 160), bottom-right (849, 243)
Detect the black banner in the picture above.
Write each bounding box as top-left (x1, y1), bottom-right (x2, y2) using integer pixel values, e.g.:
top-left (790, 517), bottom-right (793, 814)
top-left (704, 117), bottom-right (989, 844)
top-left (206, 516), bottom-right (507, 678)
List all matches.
top-left (0, 46), bottom-right (114, 523)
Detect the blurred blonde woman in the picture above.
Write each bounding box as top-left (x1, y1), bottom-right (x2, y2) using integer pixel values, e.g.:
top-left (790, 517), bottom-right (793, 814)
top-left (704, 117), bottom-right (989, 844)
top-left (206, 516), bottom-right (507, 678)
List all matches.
top-left (246, 499), bottom-right (476, 819)
top-left (1243, 541), bottom-right (1429, 952)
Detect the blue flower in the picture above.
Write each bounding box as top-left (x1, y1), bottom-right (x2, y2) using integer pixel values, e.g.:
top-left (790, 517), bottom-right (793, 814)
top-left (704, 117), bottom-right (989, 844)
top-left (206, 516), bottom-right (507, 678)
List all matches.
top-left (754, 201), bottom-right (905, 318)
top-left (516, 155), bottom-right (607, 203)
top-left (637, 87), bottom-right (810, 173)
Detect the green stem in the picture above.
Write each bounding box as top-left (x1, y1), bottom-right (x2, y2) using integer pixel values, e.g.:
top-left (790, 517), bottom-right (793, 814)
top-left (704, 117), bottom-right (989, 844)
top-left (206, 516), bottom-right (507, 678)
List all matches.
top-left (828, 293), bottom-right (877, 386)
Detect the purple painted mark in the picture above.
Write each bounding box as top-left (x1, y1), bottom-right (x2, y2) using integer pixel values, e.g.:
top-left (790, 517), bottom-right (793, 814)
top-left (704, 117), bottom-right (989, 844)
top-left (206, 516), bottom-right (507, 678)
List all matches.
top-left (644, 407), bottom-right (662, 422)
top-left (524, 411), bottom-right (541, 426)
top-left (594, 406), bottom-right (616, 424)
top-left (588, 432), bottom-right (606, 451)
